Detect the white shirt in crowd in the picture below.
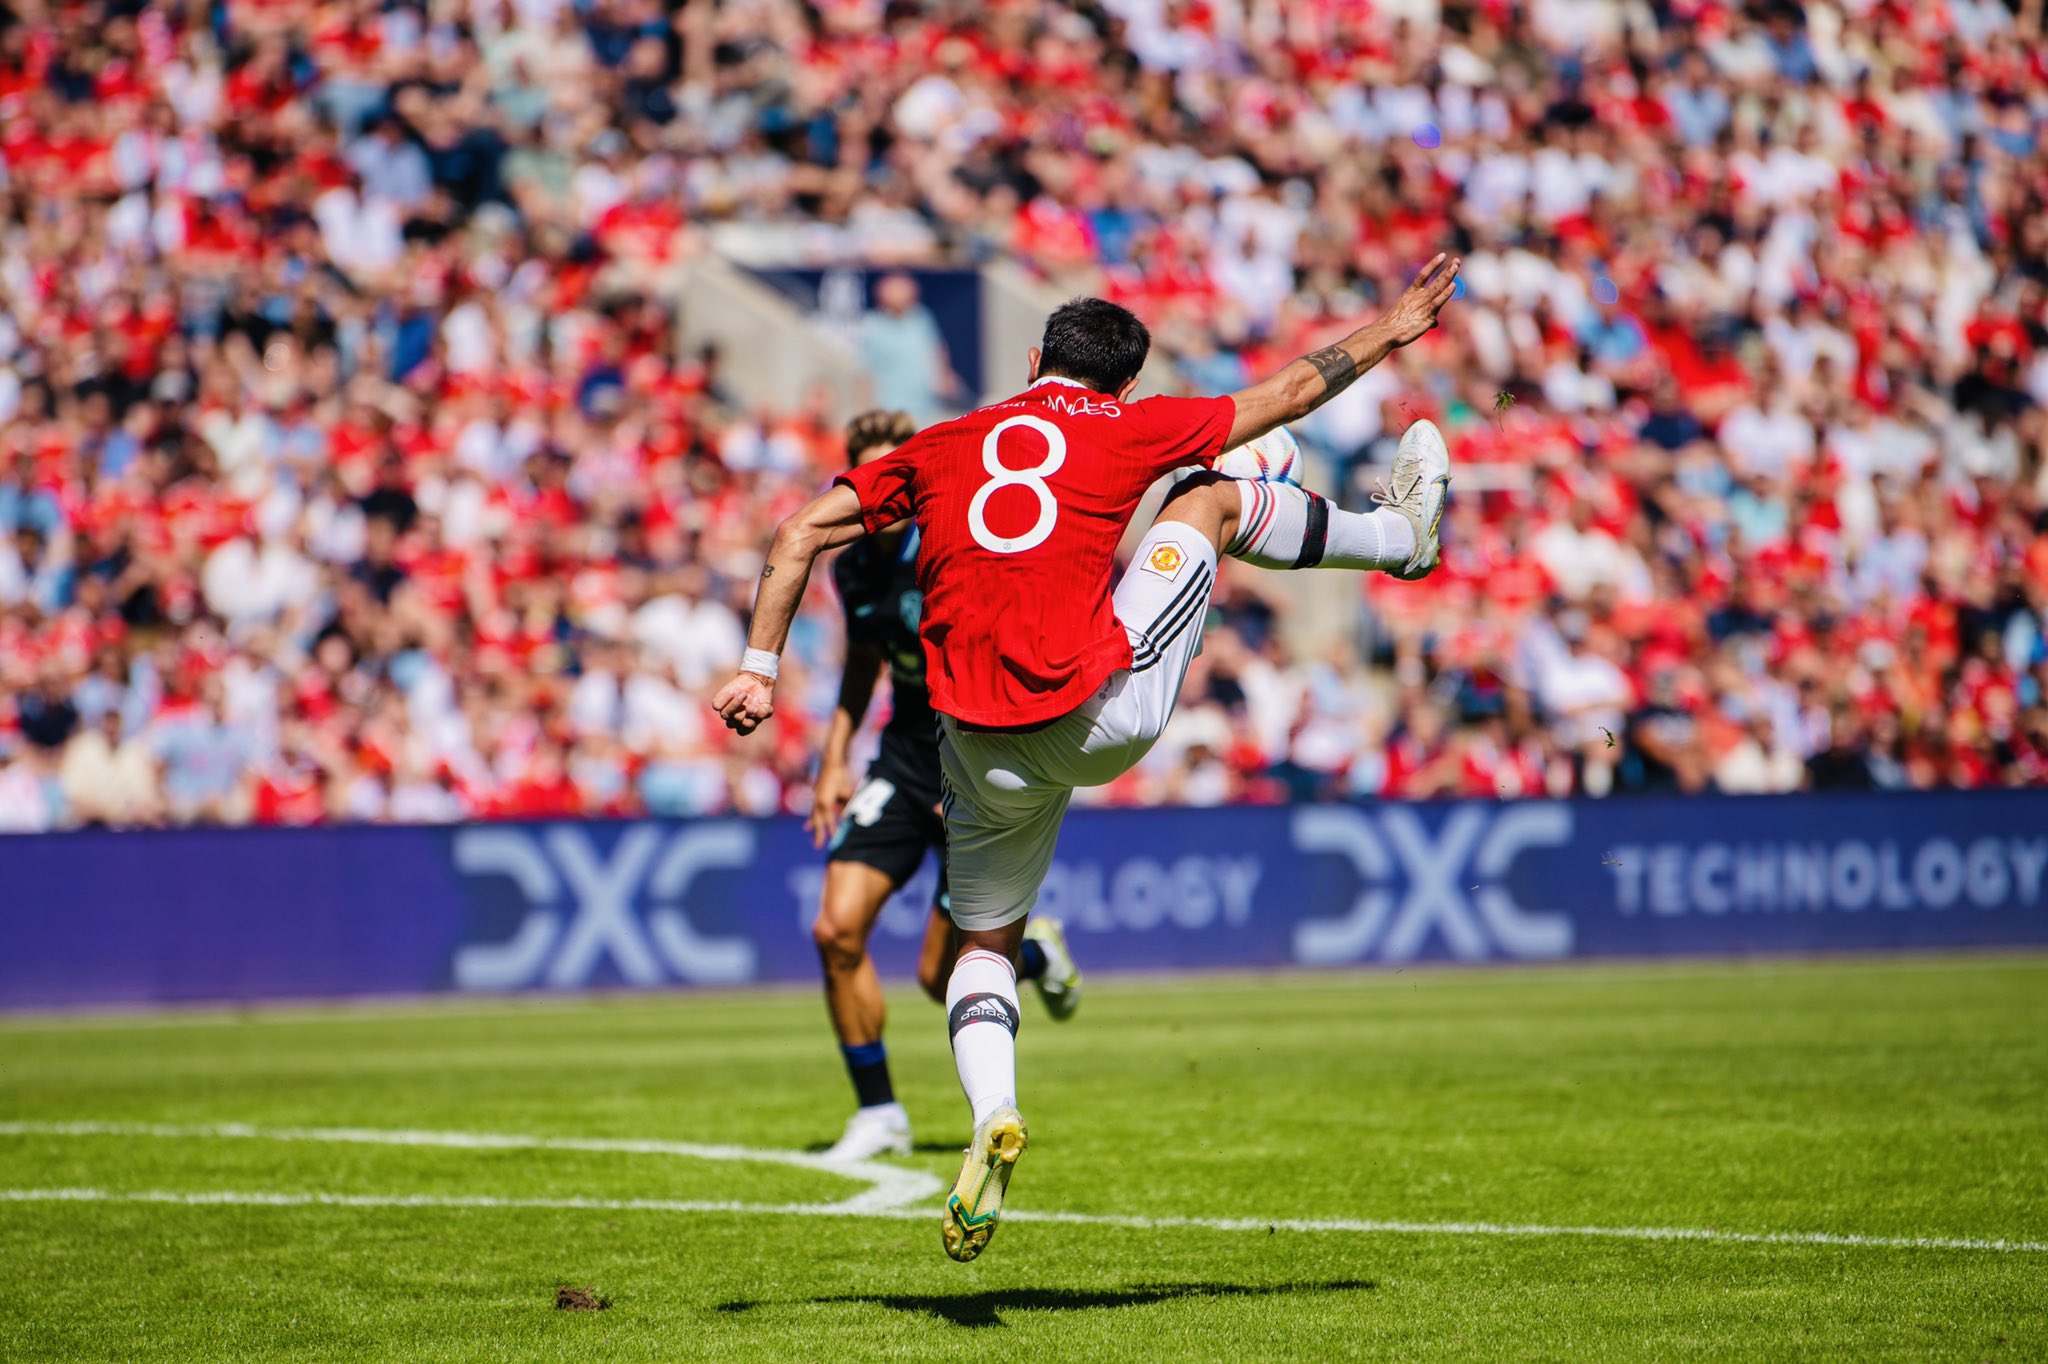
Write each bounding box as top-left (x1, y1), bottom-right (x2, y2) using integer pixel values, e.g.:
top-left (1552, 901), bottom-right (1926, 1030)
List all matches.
top-left (631, 591), bottom-right (743, 693)
top-left (1719, 400), bottom-right (1816, 480)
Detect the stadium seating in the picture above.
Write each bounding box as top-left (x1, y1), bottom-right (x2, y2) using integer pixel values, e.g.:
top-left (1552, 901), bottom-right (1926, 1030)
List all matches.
top-left (0, 0), bottom-right (2043, 829)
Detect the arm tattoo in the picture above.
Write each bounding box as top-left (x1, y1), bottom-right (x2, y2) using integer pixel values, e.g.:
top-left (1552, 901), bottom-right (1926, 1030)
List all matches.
top-left (761, 565), bottom-right (775, 579)
top-left (1301, 344), bottom-right (1360, 395)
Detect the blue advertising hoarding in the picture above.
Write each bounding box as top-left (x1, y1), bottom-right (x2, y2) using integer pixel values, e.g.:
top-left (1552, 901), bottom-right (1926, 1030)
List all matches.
top-left (2, 792), bottom-right (2044, 1009)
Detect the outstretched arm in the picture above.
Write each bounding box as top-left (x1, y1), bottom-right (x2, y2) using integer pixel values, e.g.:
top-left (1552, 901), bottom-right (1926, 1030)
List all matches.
top-left (713, 484), bottom-right (874, 736)
top-left (1225, 253), bottom-right (1461, 448)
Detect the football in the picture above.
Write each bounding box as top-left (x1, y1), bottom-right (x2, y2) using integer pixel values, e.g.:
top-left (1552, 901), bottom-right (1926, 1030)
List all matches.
top-left (1217, 424), bottom-right (1302, 485)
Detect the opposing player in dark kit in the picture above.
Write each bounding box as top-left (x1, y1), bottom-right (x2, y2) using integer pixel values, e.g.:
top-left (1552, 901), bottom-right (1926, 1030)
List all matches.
top-left (718, 254), bottom-right (1461, 1259)
top-left (810, 411), bottom-right (1081, 1162)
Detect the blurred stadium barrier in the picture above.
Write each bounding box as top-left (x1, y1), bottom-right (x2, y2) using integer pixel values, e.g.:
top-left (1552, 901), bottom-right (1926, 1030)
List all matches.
top-left (4, 792), bottom-right (2044, 1010)
top-left (673, 255), bottom-right (867, 419)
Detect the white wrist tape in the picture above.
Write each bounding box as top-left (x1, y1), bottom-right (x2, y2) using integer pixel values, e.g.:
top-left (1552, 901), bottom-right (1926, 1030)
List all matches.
top-left (740, 648), bottom-right (780, 681)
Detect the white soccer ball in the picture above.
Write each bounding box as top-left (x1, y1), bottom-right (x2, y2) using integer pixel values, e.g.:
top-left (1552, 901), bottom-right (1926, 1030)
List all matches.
top-left (1216, 425), bottom-right (1302, 486)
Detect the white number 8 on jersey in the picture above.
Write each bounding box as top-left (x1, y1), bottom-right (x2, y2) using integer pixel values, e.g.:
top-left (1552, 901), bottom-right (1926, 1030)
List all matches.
top-left (968, 414), bottom-right (1067, 554)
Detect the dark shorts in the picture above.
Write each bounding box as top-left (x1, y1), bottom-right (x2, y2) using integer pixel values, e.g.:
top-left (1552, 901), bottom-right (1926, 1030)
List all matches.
top-left (829, 746), bottom-right (949, 914)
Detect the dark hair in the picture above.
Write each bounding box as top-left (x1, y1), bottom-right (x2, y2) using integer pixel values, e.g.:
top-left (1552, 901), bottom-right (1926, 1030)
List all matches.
top-left (1037, 298), bottom-right (1151, 395)
top-left (845, 409), bottom-right (919, 463)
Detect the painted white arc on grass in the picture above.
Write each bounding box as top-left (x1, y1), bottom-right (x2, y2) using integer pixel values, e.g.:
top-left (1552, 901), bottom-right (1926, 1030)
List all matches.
top-left (0, 1120), bottom-right (940, 1214)
top-left (1, 1121), bottom-right (2040, 1255)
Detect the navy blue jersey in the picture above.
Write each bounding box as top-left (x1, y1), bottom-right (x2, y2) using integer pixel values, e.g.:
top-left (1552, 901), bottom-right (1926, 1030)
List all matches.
top-left (832, 526), bottom-right (938, 788)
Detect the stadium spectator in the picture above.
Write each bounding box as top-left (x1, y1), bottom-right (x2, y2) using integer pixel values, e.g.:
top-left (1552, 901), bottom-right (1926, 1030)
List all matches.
top-left (0, 0), bottom-right (2044, 831)
top-left (857, 273), bottom-right (958, 423)
top-left (61, 709), bottom-right (164, 828)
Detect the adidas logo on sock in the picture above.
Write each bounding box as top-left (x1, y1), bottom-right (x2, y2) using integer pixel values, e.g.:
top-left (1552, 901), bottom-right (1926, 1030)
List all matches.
top-left (948, 992), bottom-right (1019, 1039)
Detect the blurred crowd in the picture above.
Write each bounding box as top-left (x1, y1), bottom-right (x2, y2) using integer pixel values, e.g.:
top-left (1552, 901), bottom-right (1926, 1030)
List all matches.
top-left (1, 0), bottom-right (2045, 831)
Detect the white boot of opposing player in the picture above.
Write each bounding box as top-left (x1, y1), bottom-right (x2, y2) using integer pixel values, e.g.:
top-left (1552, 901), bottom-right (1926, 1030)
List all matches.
top-left (941, 948), bottom-right (1027, 1261)
top-left (1023, 917), bottom-right (1083, 1021)
top-left (1225, 419), bottom-right (1451, 580)
top-left (824, 1102), bottom-right (912, 1161)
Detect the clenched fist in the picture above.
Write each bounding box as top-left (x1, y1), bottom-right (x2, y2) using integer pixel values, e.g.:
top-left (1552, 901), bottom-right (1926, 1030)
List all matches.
top-left (713, 672), bottom-right (776, 736)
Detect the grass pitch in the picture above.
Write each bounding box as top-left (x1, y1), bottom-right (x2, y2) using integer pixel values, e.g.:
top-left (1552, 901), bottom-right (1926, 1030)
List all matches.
top-left (2, 955), bottom-right (2044, 1361)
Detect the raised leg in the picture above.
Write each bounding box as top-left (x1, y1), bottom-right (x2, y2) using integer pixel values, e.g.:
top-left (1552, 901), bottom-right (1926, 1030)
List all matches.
top-left (1213, 422), bottom-right (1450, 578)
top-left (1153, 420), bottom-right (1451, 579)
top-left (1150, 469), bottom-right (1244, 551)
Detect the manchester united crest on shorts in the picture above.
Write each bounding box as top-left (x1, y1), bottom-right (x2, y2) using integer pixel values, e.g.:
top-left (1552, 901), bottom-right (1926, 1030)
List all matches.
top-left (1143, 543), bottom-right (1186, 580)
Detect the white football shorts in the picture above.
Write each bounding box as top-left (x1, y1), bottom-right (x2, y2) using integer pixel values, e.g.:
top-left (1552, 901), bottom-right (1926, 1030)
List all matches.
top-left (939, 520), bottom-right (1218, 931)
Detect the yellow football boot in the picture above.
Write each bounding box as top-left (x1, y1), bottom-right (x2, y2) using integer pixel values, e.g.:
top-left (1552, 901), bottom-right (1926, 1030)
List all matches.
top-left (940, 1106), bottom-right (1028, 1262)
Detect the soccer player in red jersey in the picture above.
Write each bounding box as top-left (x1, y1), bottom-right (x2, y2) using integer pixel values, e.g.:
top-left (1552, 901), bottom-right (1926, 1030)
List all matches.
top-left (715, 253), bottom-right (1462, 1261)
top-left (808, 410), bottom-right (1083, 1165)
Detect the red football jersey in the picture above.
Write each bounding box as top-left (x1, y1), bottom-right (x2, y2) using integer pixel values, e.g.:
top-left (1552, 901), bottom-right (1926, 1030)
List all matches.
top-left (836, 379), bottom-right (1235, 727)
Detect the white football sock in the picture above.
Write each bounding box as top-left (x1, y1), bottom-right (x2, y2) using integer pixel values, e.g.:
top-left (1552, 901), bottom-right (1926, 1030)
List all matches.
top-left (945, 948), bottom-right (1021, 1128)
top-left (1226, 480), bottom-right (1414, 571)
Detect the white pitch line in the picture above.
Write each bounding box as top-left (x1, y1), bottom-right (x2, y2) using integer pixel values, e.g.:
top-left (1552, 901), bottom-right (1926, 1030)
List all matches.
top-left (1, 1187), bottom-right (2042, 1255)
top-left (0, 1187), bottom-right (853, 1216)
top-left (2, 1120), bottom-right (2041, 1254)
top-left (999, 1208), bottom-right (2048, 1254)
top-left (0, 1120), bottom-right (939, 1214)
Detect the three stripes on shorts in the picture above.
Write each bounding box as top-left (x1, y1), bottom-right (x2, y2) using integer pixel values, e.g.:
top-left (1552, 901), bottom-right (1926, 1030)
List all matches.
top-left (1131, 555), bottom-right (1213, 674)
